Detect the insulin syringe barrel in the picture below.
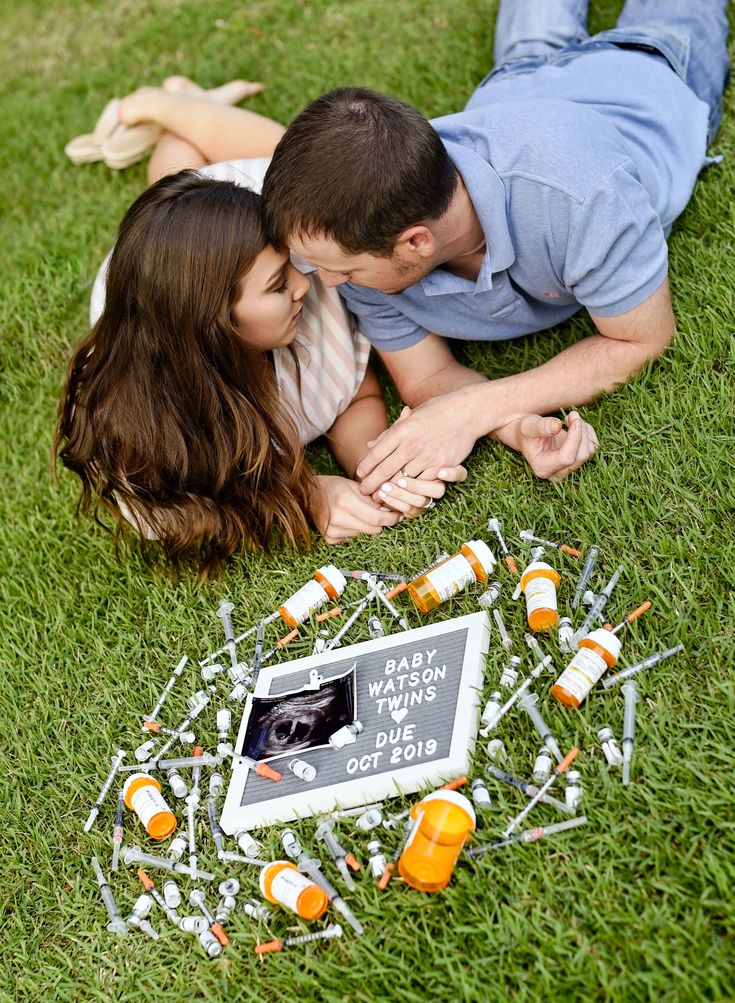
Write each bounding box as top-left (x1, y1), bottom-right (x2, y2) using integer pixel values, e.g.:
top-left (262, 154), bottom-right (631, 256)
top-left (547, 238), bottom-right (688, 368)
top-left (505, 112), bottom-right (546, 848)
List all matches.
top-left (602, 644), bottom-right (685, 689)
top-left (408, 540), bottom-right (495, 613)
top-left (621, 679), bottom-right (639, 784)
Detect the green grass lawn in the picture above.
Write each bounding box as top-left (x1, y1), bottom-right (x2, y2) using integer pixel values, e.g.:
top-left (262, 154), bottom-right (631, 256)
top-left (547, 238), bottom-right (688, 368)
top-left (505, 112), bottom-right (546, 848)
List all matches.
top-left (1, 1), bottom-right (734, 1000)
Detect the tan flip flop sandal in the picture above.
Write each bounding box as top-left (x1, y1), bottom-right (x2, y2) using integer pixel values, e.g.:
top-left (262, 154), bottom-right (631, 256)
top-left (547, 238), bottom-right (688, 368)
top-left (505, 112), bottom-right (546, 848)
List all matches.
top-left (101, 122), bottom-right (164, 170)
top-left (64, 98), bottom-right (121, 164)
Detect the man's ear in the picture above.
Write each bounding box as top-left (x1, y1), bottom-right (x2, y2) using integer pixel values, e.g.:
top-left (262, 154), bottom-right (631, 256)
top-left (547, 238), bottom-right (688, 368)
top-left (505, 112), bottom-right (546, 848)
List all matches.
top-left (396, 224), bottom-right (435, 260)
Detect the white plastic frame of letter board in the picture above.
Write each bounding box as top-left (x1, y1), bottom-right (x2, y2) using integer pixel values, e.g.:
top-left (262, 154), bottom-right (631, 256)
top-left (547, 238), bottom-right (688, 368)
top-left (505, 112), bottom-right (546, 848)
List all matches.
top-left (220, 611), bottom-right (490, 833)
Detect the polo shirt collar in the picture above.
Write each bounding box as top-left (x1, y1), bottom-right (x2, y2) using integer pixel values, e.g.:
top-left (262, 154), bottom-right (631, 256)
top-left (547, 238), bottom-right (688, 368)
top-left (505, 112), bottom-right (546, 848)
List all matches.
top-left (420, 140), bottom-right (515, 297)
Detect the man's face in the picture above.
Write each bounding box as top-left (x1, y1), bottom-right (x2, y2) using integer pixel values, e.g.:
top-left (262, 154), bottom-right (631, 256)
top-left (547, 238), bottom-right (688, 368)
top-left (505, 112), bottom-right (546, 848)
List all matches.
top-left (288, 232), bottom-right (430, 294)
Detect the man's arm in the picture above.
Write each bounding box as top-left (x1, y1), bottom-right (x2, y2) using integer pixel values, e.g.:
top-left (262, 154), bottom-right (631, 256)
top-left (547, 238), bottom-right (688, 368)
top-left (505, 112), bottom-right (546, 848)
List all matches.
top-left (356, 278), bottom-right (674, 493)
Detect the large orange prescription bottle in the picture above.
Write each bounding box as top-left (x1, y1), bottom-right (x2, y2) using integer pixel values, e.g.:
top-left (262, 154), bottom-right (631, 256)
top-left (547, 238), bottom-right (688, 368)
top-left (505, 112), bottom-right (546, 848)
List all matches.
top-left (278, 566), bottom-right (347, 627)
top-left (520, 561), bottom-right (561, 631)
top-left (259, 861), bottom-right (328, 919)
top-left (551, 628), bottom-right (622, 707)
top-left (123, 773), bottom-right (177, 840)
top-left (398, 790), bottom-right (476, 892)
top-left (408, 540), bottom-right (495, 613)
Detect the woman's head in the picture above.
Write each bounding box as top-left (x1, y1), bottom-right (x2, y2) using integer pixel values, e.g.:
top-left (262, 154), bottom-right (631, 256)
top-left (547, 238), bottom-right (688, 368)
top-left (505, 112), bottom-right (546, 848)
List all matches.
top-left (55, 170), bottom-right (318, 574)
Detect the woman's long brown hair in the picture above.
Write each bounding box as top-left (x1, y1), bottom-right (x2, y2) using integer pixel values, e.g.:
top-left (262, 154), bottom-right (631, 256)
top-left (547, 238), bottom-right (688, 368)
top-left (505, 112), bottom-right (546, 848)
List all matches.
top-left (54, 170), bottom-right (318, 575)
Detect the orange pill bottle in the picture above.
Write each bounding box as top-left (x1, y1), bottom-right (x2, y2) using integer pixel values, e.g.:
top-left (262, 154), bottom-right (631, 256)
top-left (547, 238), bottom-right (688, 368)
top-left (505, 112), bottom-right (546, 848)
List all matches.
top-left (407, 540), bottom-right (495, 613)
top-left (259, 861), bottom-right (328, 919)
top-left (520, 561), bottom-right (561, 631)
top-left (123, 773), bottom-right (177, 840)
top-left (551, 628), bottom-right (622, 707)
top-left (278, 566), bottom-right (347, 627)
top-left (398, 790), bottom-right (476, 892)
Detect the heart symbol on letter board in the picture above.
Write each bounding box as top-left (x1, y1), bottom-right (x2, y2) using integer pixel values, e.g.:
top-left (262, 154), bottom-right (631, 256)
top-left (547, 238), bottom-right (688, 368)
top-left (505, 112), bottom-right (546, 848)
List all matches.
top-left (390, 708), bottom-right (408, 725)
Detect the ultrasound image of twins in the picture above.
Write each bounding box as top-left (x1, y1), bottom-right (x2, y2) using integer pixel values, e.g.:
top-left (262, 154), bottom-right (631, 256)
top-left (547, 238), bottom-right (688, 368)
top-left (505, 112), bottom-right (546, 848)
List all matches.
top-left (241, 674), bottom-right (354, 760)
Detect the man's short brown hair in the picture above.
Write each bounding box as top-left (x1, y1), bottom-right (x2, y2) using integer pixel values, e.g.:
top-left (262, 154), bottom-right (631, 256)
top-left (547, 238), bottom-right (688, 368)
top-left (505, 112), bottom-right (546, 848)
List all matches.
top-left (261, 87), bottom-right (458, 257)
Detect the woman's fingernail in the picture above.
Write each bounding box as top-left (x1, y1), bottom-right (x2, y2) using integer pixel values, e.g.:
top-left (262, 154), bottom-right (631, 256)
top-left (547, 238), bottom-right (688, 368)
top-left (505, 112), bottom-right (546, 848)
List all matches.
top-left (381, 483), bottom-right (392, 494)
top-left (376, 490), bottom-right (385, 500)
top-left (397, 478), bottom-right (407, 488)
top-left (438, 469), bottom-right (448, 479)
top-left (355, 468), bottom-right (363, 478)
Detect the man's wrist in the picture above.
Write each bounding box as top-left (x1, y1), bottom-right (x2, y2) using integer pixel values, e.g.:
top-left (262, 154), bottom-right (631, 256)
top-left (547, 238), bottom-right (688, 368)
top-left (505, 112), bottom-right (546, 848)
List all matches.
top-left (454, 381), bottom-right (520, 441)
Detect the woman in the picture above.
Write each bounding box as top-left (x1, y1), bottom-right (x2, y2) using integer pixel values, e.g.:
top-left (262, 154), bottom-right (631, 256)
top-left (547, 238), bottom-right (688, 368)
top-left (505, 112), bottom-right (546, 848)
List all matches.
top-left (56, 79), bottom-right (467, 574)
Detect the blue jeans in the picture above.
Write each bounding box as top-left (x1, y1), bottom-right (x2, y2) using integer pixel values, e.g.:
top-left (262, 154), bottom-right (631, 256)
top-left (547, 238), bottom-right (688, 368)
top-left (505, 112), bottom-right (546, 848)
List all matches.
top-left (479, 0), bottom-right (730, 143)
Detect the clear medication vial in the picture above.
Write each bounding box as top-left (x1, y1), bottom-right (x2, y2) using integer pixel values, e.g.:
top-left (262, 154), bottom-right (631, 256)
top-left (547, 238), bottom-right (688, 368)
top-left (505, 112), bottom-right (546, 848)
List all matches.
top-left (551, 628), bottom-right (622, 707)
top-left (533, 746), bottom-right (553, 783)
top-left (471, 779), bottom-right (492, 810)
top-left (520, 561), bottom-right (561, 632)
top-left (407, 540), bottom-right (495, 614)
top-left (398, 790), bottom-right (476, 893)
top-left (328, 720), bottom-right (363, 750)
top-left (288, 758), bottom-right (317, 783)
top-left (123, 773), bottom-right (177, 841)
top-left (278, 566), bottom-right (347, 628)
top-left (259, 861), bottom-right (328, 920)
top-left (565, 770), bottom-right (583, 811)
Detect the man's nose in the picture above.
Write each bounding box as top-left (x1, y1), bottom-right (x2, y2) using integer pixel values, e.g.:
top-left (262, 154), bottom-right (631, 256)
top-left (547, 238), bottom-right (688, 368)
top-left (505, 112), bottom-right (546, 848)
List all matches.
top-left (317, 268), bottom-right (348, 287)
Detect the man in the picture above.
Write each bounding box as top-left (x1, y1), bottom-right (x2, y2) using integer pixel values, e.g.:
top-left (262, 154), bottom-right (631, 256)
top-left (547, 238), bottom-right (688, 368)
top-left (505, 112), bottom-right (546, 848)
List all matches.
top-left (261, 1), bottom-right (729, 494)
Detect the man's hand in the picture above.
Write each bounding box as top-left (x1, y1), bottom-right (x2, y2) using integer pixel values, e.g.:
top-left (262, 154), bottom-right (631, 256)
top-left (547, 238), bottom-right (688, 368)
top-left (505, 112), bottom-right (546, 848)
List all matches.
top-left (314, 475), bottom-right (402, 544)
top-left (497, 411), bottom-right (599, 481)
top-left (355, 397), bottom-right (479, 495)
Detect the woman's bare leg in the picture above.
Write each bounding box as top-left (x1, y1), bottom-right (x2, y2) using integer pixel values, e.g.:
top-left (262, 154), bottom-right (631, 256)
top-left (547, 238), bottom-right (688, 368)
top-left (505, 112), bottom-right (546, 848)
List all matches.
top-left (147, 132), bottom-right (207, 184)
top-left (120, 88), bottom-right (286, 166)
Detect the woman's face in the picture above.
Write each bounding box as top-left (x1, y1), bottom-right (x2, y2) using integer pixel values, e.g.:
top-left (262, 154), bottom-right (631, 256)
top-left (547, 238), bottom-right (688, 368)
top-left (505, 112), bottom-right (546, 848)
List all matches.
top-left (232, 245), bottom-right (311, 350)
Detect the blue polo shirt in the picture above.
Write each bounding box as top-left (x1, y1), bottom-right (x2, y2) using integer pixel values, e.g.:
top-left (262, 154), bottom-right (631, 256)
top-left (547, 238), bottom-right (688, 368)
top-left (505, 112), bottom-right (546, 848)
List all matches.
top-left (339, 49), bottom-right (710, 351)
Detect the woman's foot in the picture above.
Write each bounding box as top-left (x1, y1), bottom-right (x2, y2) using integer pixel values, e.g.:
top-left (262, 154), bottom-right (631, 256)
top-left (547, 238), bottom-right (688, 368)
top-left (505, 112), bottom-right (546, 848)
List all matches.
top-left (162, 74), bottom-right (265, 104)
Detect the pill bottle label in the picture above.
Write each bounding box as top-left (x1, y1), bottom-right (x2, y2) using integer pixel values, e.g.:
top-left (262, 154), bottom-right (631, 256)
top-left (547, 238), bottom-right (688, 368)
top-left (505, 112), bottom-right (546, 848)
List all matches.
top-left (269, 868), bottom-right (313, 912)
top-left (555, 649), bottom-right (607, 702)
top-left (424, 555), bottom-right (475, 601)
top-left (524, 576), bottom-right (558, 615)
top-left (281, 580), bottom-right (327, 624)
top-left (130, 786), bottom-right (170, 830)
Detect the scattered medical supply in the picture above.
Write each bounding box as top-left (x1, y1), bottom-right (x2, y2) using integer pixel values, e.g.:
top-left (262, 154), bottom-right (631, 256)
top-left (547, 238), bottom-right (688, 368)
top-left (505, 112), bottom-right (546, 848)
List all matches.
top-left (328, 720), bottom-right (363, 749)
top-left (621, 680), bottom-right (639, 785)
top-left (502, 747), bottom-right (579, 837)
top-left (91, 855), bottom-right (127, 936)
top-left (519, 530), bottom-right (581, 557)
top-left (123, 773), bottom-right (177, 840)
top-left (398, 790), bottom-right (476, 892)
top-left (557, 616), bottom-right (575, 654)
top-left (597, 727), bottom-right (623, 766)
top-left (255, 924), bottom-right (343, 955)
top-left (469, 815), bottom-right (588, 857)
top-left (601, 642), bottom-right (685, 689)
top-left (478, 581), bottom-right (502, 608)
top-left (572, 548), bottom-right (599, 610)
top-left (259, 861), bottom-right (329, 920)
top-left (486, 654), bottom-right (553, 734)
top-left (288, 758), bottom-right (317, 782)
top-left (551, 628), bottom-right (622, 707)
top-left (145, 655), bottom-right (188, 725)
top-left (532, 746), bottom-right (553, 783)
top-left (493, 608), bottom-right (513, 652)
top-left (571, 565), bottom-right (623, 645)
top-left (487, 517), bottom-right (519, 574)
top-left (499, 654), bottom-right (522, 688)
top-left (111, 788), bottom-right (124, 872)
top-left (278, 566), bottom-right (347, 627)
top-left (407, 540), bottom-right (495, 613)
top-left (565, 770), bottom-right (583, 810)
top-left (518, 691), bottom-right (563, 763)
top-left (520, 561), bottom-right (561, 632)
top-left (367, 840), bottom-right (388, 879)
top-left (471, 778), bottom-right (492, 810)
top-left (84, 748), bottom-right (126, 833)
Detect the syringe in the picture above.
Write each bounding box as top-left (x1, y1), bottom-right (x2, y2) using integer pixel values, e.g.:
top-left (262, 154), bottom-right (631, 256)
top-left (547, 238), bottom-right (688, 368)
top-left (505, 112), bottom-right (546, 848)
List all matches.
top-left (502, 747), bottom-right (579, 837)
top-left (110, 788), bottom-right (124, 872)
top-left (144, 655), bottom-right (187, 724)
top-left (482, 655), bottom-right (553, 733)
top-left (621, 680), bottom-right (639, 785)
top-left (602, 643), bottom-right (685, 689)
top-left (571, 565), bottom-right (623, 645)
top-left (519, 530), bottom-right (581, 557)
top-left (469, 815), bottom-right (588, 857)
top-left (484, 763), bottom-right (573, 814)
top-left (571, 547), bottom-right (599, 610)
top-left (518, 691), bottom-right (563, 763)
top-left (493, 608), bottom-right (513, 652)
top-left (91, 855), bottom-right (127, 936)
top-left (83, 749), bottom-right (126, 833)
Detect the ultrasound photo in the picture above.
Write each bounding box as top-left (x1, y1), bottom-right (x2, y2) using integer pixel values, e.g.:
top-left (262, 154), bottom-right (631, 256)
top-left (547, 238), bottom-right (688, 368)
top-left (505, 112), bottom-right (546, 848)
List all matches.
top-left (239, 667), bottom-right (356, 761)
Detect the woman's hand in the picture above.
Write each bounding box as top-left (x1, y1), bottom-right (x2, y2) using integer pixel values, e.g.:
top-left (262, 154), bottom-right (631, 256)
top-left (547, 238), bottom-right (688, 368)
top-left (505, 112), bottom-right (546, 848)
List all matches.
top-left (373, 468), bottom-right (467, 517)
top-left (314, 475), bottom-right (402, 544)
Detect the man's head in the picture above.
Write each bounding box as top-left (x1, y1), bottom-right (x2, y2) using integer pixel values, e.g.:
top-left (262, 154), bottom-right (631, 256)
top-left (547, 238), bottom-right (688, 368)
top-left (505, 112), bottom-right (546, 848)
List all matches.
top-left (261, 87), bottom-right (458, 293)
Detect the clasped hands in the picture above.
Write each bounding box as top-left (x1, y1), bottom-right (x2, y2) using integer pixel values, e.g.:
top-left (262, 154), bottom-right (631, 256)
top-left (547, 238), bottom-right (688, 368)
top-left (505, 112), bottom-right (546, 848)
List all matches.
top-left (318, 396), bottom-right (598, 544)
